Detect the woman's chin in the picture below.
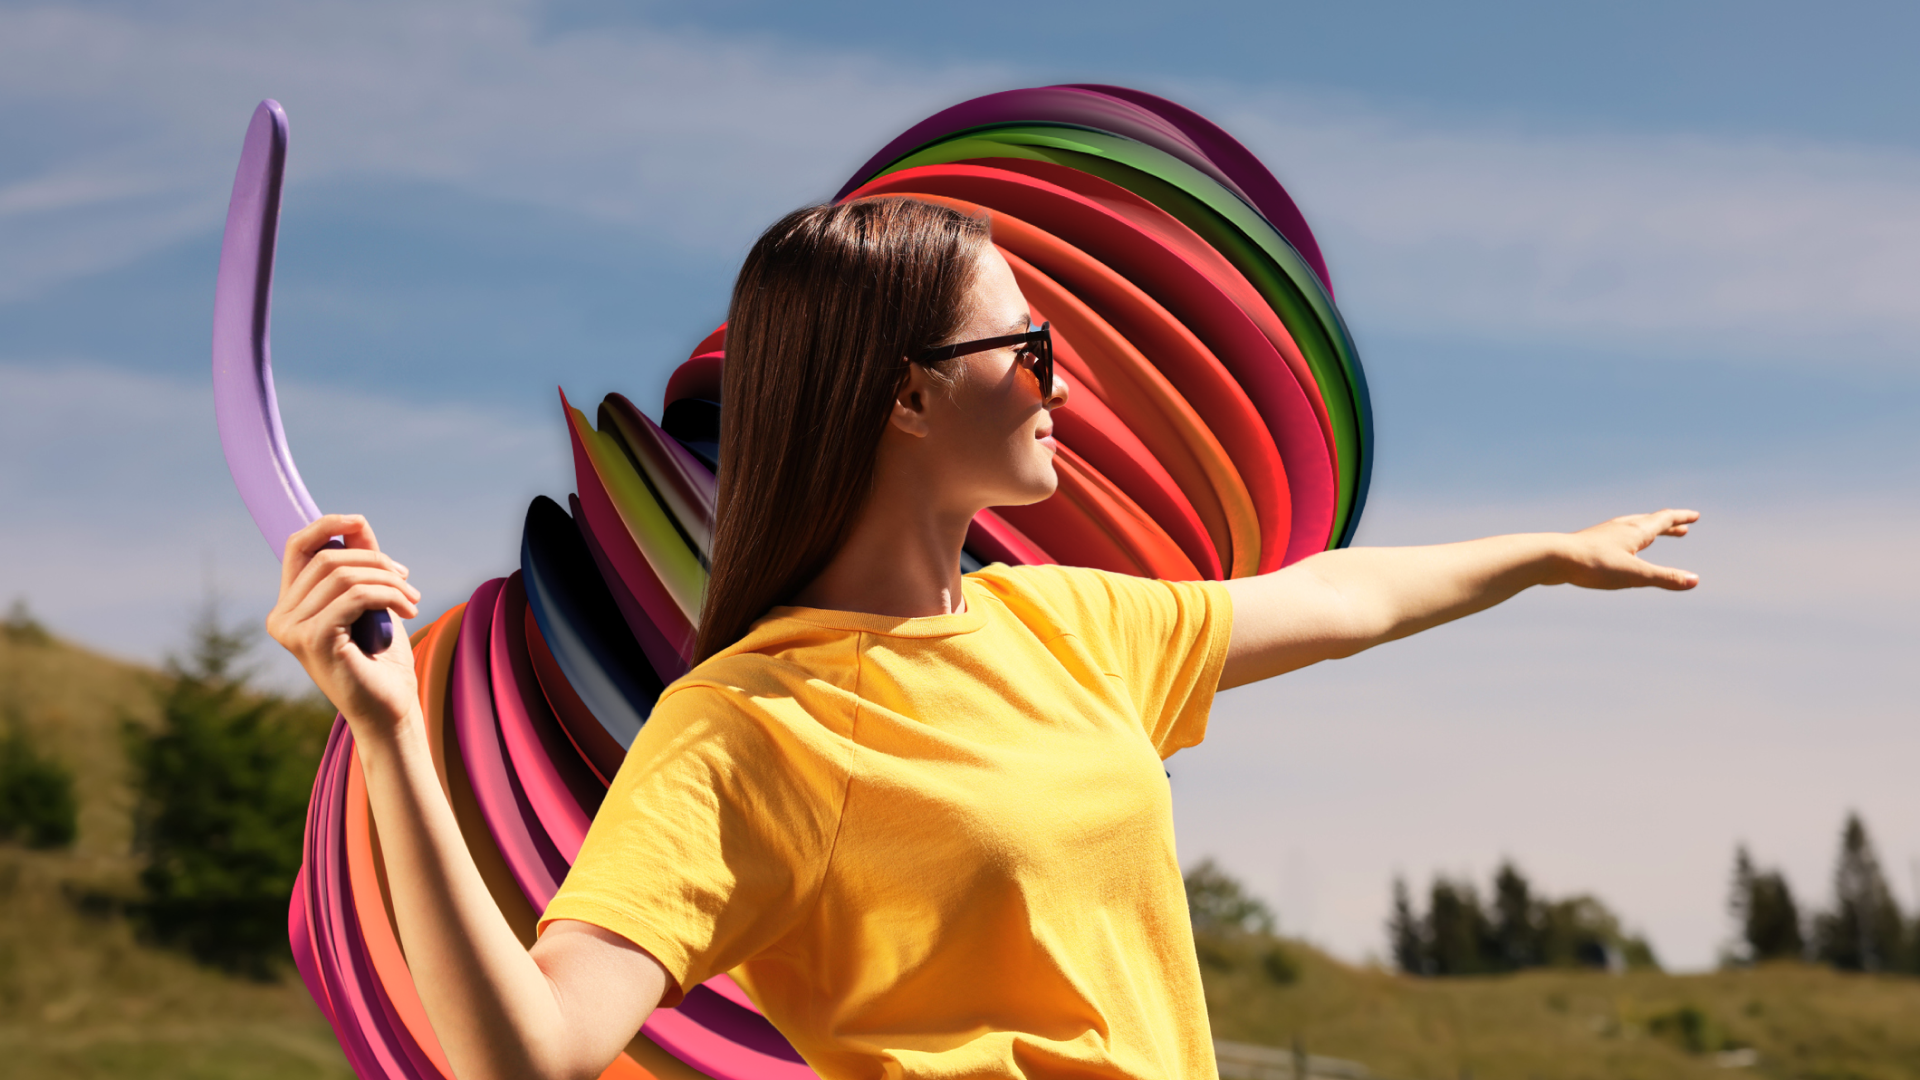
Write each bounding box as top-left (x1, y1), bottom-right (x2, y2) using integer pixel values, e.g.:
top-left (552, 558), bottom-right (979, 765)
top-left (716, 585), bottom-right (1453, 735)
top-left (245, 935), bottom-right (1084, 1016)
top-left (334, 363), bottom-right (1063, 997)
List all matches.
top-left (998, 468), bottom-right (1059, 508)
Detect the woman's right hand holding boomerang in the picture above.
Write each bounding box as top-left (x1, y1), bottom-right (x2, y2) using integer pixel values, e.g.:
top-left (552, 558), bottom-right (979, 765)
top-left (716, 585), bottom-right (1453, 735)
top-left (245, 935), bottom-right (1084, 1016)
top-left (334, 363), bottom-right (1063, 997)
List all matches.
top-left (267, 514), bottom-right (422, 742)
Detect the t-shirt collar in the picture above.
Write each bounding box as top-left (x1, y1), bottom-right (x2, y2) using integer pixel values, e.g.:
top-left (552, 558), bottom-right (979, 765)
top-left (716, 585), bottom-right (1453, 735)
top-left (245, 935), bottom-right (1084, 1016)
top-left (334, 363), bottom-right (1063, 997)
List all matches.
top-left (762, 577), bottom-right (990, 638)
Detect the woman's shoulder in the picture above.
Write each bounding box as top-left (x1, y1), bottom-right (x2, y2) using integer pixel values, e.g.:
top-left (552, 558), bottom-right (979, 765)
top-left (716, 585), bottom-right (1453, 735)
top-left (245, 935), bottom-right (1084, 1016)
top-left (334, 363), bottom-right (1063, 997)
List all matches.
top-left (639, 664), bottom-right (857, 770)
top-left (966, 561), bottom-right (1108, 602)
top-left (967, 563), bottom-right (1229, 649)
top-left (650, 620), bottom-right (865, 738)
top-left (967, 562), bottom-right (1168, 617)
top-left (661, 648), bottom-right (825, 712)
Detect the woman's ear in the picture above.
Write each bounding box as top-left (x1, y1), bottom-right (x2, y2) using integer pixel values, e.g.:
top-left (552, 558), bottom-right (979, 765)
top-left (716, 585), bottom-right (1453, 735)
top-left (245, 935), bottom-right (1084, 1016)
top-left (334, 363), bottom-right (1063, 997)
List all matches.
top-left (888, 361), bottom-right (936, 438)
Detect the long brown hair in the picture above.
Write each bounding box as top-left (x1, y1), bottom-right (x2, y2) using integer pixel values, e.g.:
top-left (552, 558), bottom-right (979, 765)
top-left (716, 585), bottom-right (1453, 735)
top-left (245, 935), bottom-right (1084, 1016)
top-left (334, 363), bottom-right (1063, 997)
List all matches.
top-left (693, 197), bottom-right (990, 663)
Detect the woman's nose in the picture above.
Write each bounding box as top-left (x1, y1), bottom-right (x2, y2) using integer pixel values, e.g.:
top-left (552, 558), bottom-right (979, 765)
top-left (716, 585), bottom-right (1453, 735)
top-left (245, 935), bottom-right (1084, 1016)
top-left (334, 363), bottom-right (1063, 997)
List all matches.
top-left (1045, 371), bottom-right (1070, 411)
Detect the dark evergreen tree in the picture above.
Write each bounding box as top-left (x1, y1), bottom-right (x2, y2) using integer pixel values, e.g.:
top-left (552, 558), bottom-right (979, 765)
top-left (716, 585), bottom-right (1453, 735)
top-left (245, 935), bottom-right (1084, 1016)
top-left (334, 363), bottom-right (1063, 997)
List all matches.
top-left (1388, 875), bottom-right (1426, 975)
top-left (1426, 876), bottom-right (1493, 975)
top-left (1730, 844), bottom-right (1804, 963)
top-left (125, 607), bottom-right (332, 978)
top-left (1729, 843), bottom-right (1756, 955)
top-left (1490, 861), bottom-right (1541, 971)
top-left (1912, 913), bottom-right (1920, 976)
top-left (1811, 813), bottom-right (1908, 973)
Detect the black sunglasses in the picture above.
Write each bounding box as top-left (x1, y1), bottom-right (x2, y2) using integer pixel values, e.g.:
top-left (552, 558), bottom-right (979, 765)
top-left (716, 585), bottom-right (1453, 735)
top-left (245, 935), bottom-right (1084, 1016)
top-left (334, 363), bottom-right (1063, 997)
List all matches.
top-left (914, 321), bottom-right (1054, 399)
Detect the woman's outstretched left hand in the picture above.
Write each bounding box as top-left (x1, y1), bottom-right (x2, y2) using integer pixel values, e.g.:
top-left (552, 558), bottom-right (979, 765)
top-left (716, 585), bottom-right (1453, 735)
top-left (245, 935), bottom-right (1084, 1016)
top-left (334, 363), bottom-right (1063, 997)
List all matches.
top-left (1552, 508), bottom-right (1700, 591)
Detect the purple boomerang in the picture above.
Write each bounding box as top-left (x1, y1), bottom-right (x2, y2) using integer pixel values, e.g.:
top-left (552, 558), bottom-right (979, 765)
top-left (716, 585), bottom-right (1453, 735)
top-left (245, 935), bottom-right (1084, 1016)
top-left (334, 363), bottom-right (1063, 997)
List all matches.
top-left (212, 99), bottom-right (391, 654)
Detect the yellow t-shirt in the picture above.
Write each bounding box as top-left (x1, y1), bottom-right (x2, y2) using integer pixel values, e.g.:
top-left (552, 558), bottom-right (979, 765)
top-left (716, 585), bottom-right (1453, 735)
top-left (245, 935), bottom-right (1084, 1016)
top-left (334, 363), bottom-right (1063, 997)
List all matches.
top-left (540, 563), bottom-right (1234, 1079)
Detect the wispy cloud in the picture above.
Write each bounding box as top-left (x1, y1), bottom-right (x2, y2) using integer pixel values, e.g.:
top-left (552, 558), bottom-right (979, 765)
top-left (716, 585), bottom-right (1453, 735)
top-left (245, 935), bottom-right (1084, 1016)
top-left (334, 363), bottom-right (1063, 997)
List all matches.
top-left (0, 358), bottom-right (565, 687)
top-left (0, 0), bottom-right (1004, 299)
top-left (10, 1), bottom-right (1920, 370)
top-left (1209, 89), bottom-right (1920, 367)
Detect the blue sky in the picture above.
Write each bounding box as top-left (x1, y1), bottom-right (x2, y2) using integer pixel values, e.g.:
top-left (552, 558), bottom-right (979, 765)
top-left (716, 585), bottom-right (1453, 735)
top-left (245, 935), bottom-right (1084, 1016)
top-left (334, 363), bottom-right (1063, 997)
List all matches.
top-left (3, 0), bottom-right (1916, 971)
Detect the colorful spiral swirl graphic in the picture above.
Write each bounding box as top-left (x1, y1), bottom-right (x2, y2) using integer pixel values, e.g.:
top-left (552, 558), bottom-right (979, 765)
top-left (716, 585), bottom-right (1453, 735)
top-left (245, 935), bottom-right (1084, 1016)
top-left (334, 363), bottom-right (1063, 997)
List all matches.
top-left (214, 84), bottom-right (1373, 1080)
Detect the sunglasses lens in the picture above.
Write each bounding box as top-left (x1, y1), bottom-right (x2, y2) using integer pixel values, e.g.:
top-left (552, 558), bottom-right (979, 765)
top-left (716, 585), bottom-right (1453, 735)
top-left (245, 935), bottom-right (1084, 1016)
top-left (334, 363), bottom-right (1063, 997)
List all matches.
top-left (1036, 327), bottom-right (1053, 398)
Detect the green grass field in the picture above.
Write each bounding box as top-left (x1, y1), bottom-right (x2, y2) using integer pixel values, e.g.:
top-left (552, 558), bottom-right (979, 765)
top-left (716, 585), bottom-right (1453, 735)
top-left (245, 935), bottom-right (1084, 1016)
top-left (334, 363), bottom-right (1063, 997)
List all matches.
top-left (1199, 929), bottom-right (1920, 1079)
top-left (2, 628), bottom-right (1916, 1079)
top-left (0, 844), bottom-right (350, 1079)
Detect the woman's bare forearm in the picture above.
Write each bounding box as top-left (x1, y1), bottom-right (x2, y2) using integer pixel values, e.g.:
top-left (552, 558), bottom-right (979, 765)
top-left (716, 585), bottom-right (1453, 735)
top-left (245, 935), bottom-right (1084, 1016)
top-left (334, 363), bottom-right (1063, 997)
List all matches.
top-left (1219, 510), bottom-right (1699, 688)
top-left (354, 710), bottom-right (596, 1080)
top-left (1306, 531), bottom-right (1570, 640)
top-left (269, 517), bottom-right (661, 1080)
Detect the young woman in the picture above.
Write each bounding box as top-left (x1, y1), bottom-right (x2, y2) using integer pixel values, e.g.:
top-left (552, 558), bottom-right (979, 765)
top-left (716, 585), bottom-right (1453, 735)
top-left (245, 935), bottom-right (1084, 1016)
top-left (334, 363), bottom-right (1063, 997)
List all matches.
top-left (269, 197), bottom-right (1698, 1080)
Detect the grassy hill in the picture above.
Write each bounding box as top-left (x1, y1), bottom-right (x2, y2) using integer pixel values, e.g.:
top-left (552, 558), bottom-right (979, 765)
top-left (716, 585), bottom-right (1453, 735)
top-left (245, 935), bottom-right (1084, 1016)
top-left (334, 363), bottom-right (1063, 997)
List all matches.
top-left (4, 625), bottom-right (1918, 1079)
top-left (1199, 926), bottom-right (1920, 1079)
top-left (0, 626), bottom-right (350, 1079)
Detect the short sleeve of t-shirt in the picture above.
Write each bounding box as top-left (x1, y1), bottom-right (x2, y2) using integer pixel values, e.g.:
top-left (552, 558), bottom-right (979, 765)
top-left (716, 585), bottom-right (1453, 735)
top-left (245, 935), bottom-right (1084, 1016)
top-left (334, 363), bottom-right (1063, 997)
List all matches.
top-left (536, 684), bottom-right (846, 1004)
top-left (975, 564), bottom-right (1234, 758)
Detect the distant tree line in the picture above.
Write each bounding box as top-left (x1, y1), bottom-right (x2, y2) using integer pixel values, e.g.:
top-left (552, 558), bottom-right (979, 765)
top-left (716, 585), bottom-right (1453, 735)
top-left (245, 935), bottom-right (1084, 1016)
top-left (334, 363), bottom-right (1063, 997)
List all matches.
top-left (1384, 813), bottom-right (1920, 980)
top-left (1730, 812), bottom-right (1919, 974)
top-left (1387, 861), bottom-right (1658, 976)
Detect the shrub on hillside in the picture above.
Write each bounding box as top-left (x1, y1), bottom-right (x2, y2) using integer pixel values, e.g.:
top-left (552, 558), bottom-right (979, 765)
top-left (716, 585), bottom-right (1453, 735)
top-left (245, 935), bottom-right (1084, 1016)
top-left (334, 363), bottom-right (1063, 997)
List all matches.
top-left (124, 607), bottom-right (332, 979)
top-left (1186, 858), bottom-right (1276, 935)
top-left (1645, 1003), bottom-right (1740, 1055)
top-left (0, 711), bottom-right (78, 849)
top-left (3, 598), bottom-right (53, 647)
top-left (1185, 859), bottom-right (1299, 984)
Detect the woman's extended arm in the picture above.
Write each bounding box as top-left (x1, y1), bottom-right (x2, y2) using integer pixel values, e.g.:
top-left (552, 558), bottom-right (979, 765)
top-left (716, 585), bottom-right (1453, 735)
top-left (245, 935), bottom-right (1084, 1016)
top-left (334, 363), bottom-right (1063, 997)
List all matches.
top-left (1218, 509), bottom-right (1699, 689)
top-left (268, 515), bottom-right (667, 1080)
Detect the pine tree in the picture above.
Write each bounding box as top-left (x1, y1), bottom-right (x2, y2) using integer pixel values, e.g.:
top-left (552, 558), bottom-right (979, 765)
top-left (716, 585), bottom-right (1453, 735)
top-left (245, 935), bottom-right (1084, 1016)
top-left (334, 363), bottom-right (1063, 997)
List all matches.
top-left (1426, 876), bottom-right (1493, 975)
top-left (1388, 875), bottom-right (1426, 975)
top-left (1730, 844), bottom-right (1804, 963)
top-left (1490, 861), bottom-right (1541, 972)
top-left (125, 607), bottom-right (332, 978)
top-left (1811, 813), bottom-right (1908, 972)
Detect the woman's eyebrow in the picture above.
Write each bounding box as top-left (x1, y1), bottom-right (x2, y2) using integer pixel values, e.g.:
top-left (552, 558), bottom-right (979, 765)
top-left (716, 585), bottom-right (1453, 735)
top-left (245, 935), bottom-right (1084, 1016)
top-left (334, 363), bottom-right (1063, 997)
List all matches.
top-left (1004, 314), bottom-right (1032, 335)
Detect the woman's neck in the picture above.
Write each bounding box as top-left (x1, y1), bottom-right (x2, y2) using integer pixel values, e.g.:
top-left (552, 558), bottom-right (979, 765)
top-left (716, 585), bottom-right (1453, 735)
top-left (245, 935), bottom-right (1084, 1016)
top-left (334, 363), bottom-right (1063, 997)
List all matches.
top-left (788, 474), bottom-right (975, 619)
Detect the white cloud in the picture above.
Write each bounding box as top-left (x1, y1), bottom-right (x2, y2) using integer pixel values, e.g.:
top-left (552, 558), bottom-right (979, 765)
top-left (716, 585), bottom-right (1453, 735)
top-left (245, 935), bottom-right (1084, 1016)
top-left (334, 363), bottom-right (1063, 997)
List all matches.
top-left (0, 0), bottom-right (1005, 298)
top-left (1209, 90), bottom-right (1920, 366)
top-left (10, 1), bottom-right (1920, 370)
